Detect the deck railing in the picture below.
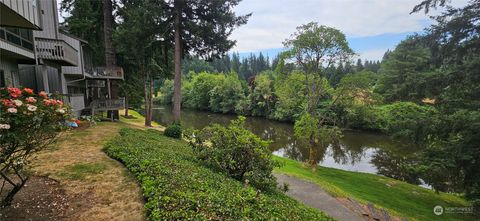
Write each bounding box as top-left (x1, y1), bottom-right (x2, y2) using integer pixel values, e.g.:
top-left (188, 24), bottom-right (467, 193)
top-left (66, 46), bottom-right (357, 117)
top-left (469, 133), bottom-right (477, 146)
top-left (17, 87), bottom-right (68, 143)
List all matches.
top-left (91, 66), bottom-right (124, 79)
top-left (90, 98), bottom-right (125, 111)
top-left (35, 38), bottom-right (78, 66)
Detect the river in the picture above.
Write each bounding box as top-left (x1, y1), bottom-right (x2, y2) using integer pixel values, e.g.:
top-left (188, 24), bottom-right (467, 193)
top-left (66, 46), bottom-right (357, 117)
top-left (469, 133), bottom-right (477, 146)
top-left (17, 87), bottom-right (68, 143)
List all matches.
top-left (152, 106), bottom-right (425, 186)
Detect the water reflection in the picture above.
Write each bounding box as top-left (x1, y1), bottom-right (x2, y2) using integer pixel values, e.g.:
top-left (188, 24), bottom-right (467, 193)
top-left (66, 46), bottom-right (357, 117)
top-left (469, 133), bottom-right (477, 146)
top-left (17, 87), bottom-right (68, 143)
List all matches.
top-left (152, 106), bottom-right (422, 184)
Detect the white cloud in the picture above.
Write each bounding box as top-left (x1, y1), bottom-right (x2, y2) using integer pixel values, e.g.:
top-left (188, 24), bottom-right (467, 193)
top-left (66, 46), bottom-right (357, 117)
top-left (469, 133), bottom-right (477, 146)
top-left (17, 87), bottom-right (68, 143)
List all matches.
top-left (358, 48), bottom-right (389, 61)
top-left (231, 0), bottom-right (468, 52)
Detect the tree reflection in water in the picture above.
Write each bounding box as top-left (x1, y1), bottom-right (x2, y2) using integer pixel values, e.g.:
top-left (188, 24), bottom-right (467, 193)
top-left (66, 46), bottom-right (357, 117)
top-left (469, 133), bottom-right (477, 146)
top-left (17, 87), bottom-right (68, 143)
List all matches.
top-left (152, 106), bottom-right (424, 186)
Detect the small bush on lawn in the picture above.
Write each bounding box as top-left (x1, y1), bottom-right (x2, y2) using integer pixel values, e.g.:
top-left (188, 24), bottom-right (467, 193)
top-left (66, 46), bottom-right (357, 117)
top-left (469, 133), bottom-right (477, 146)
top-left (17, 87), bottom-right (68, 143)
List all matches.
top-left (164, 123), bottom-right (182, 139)
top-left (104, 128), bottom-right (333, 220)
top-left (186, 116), bottom-right (279, 190)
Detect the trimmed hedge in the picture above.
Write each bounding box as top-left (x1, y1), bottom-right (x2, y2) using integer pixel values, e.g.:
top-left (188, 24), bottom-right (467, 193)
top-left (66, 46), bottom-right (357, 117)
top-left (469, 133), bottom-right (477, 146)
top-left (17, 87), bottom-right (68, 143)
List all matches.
top-left (104, 128), bottom-right (334, 220)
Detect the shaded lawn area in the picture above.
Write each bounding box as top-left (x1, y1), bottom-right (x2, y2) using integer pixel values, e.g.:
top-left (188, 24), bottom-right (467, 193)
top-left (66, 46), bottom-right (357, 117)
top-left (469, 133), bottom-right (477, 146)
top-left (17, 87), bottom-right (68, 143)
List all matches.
top-left (104, 128), bottom-right (334, 220)
top-left (274, 156), bottom-right (473, 221)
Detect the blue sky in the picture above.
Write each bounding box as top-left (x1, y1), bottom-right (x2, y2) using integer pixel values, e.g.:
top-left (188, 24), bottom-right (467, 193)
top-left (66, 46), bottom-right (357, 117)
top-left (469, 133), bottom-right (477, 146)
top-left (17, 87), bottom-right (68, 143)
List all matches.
top-left (230, 0), bottom-right (468, 61)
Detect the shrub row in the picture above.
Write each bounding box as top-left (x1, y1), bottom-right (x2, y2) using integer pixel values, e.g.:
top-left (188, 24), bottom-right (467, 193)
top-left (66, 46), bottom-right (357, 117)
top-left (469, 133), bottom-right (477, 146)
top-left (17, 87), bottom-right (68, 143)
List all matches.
top-left (104, 128), bottom-right (333, 220)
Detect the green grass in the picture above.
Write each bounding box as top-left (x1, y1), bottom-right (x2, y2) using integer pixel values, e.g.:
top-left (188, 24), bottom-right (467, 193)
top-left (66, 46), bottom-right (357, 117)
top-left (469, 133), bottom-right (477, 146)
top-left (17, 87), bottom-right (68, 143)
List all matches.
top-left (58, 162), bottom-right (107, 180)
top-left (274, 156), bottom-right (473, 221)
top-left (104, 128), bottom-right (334, 221)
top-left (119, 109), bottom-right (161, 127)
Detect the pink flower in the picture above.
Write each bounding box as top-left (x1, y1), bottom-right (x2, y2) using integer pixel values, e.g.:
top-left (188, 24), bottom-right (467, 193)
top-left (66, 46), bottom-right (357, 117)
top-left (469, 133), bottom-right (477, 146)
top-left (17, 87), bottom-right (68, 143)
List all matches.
top-left (39, 91), bottom-right (48, 99)
top-left (13, 99), bottom-right (23, 107)
top-left (23, 88), bottom-right (33, 94)
top-left (26, 97), bottom-right (37, 103)
top-left (0, 99), bottom-right (14, 107)
top-left (7, 108), bottom-right (17, 114)
top-left (7, 88), bottom-right (22, 98)
top-left (27, 104), bottom-right (37, 112)
top-left (56, 100), bottom-right (64, 107)
top-left (43, 99), bottom-right (52, 106)
top-left (0, 124), bottom-right (10, 130)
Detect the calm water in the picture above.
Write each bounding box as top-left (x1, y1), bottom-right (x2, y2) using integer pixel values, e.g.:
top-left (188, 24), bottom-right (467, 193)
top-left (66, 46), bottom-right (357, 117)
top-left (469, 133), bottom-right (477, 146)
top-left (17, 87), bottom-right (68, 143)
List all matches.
top-left (152, 106), bottom-right (424, 185)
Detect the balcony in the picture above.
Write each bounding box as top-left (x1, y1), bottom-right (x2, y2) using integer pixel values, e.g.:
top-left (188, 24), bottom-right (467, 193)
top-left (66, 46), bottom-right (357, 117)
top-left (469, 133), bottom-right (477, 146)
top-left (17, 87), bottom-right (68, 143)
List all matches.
top-left (35, 38), bottom-right (78, 66)
top-left (89, 98), bottom-right (125, 111)
top-left (0, 0), bottom-right (41, 30)
top-left (89, 66), bottom-right (124, 80)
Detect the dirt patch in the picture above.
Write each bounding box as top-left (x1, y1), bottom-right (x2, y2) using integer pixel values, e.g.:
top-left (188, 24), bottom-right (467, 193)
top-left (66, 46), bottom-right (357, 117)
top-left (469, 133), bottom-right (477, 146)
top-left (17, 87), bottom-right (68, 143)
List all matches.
top-left (0, 176), bottom-right (69, 221)
top-left (28, 122), bottom-right (145, 221)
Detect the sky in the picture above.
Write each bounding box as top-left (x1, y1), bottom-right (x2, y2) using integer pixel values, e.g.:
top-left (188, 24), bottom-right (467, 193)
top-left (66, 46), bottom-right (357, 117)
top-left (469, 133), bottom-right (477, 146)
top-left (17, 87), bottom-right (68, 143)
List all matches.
top-left (57, 0), bottom-right (467, 62)
top-left (231, 0), bottom-right (469, 61)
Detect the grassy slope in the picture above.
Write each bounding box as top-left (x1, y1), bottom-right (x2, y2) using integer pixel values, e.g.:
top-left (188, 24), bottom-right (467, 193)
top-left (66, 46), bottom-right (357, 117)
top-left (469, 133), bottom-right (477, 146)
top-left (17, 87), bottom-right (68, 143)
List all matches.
top-left (274, 156), bottom-right (472, 221)
top-left (104, 128), bottom-right (334, 221)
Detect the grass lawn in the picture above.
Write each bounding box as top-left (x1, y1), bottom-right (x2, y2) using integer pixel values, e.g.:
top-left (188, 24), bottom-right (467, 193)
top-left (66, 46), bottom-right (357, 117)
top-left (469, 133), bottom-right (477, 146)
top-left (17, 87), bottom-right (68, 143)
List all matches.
top-left (274, 156), bottom-right (473, 221)
top-left (104, 128), bottom-right (335, 220)
top-left (31, 121), bottom-right (145, 221)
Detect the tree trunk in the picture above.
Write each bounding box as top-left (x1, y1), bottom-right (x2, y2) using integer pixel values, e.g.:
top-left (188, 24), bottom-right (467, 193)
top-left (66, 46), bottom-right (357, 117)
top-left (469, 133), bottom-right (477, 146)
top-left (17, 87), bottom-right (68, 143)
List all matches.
top-left (103, 0), bottom-right (120, 120)
top-left (144, 69), bottom-right (152, 127)
top-left (307, 136), bottom-right (317, 167)
top-left (172, 0), bottom-right (183, 122)
top-left (124, 95), bottom-right (129, 117)
top-left (103, 0), bottom-right (115, 67)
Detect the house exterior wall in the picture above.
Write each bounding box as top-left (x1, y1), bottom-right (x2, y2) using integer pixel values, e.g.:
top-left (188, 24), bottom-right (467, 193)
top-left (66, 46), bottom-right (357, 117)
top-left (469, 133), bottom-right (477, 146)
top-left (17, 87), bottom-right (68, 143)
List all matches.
top-left (33, 0), bottom-right (58, 40)
top-left (0, 0), bottom-right (41, 29)
top-left (0, 57), bottom-right (20, 87)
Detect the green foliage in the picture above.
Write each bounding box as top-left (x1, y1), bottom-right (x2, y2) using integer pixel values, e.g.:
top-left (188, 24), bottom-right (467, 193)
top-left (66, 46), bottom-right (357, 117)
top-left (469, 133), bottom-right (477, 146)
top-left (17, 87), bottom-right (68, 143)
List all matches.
top-left (209, 74), bottom-right (245, 113)
top-left (104, 128), bottom-right (333, 220)
top-left (183, 72), bottom-right (223, 110)
top-left (157, 79), bottom-right (174, 104)
top-left (248, 72), bottom-right (276, 117)
top-left (374, 102), bottom-right (438, 143)
top-left (164, 123), bottom-right (182, 139)
top-left (272, 71), bottom-right (307, 121)
top-left (0, 88), bottom-right (70, 206)
top-left (182, 57), bottom-right (215, 75)
top-left (187, 117), bottom-right (279, 190)
top-left (58, 162), bottom-right (107, 180)
top-left (376, 36), bottom-right (436, 102)
top-left (283, 22), bottom-right (354, 76)
top-left (275, 156), bottom-right (471, 221)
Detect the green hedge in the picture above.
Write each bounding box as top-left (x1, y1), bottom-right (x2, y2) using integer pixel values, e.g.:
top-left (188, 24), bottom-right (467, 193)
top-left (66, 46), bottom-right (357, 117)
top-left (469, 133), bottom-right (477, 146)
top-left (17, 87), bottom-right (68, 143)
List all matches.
top-left (104, 128), bottom-right (334, 220)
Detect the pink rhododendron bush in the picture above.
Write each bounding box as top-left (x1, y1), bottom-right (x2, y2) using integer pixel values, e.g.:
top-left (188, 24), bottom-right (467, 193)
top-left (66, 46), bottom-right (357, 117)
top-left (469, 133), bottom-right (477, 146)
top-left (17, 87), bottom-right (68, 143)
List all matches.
top-left (0, 87), bottom-right (69, 207)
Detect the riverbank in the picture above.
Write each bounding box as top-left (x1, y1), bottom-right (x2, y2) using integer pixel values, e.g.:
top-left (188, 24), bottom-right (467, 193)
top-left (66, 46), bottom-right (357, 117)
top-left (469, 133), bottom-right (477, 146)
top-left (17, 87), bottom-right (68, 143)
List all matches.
top-left (274, 156), bottom-right (473, 221)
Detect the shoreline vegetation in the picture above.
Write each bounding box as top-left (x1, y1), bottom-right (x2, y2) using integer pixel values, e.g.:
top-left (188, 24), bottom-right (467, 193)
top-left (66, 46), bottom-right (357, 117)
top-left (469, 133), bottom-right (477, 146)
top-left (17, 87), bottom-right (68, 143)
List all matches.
top-left (120, 110), bottom-right (470, 220)
top-left (104, 127), bottom-right (334, 220)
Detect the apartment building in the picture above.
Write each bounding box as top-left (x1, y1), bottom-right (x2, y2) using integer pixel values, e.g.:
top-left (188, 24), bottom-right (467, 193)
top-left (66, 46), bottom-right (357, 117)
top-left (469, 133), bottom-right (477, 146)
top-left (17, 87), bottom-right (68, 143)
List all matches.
top-left (0, 0), bottom-right (124, 117)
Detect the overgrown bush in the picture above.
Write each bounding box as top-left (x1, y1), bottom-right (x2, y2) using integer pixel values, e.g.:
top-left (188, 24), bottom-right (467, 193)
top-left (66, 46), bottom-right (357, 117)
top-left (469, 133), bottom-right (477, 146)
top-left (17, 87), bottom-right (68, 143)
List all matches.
top-left (0, 88), bottom-right (69, 207)
top-left (374, 102), bottom-right (438, 143)
top-left (186, 116), bottom-right (279, 190)
top-left (104, 128), bottom-right (333, 220)
top-left (164, 123), bottom-right (182, 139)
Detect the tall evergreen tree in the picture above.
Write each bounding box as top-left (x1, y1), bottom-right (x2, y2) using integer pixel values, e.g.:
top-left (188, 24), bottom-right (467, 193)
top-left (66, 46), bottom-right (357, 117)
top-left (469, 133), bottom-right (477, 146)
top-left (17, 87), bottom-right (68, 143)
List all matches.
top-left (169, 0), bottom-right (250, 120)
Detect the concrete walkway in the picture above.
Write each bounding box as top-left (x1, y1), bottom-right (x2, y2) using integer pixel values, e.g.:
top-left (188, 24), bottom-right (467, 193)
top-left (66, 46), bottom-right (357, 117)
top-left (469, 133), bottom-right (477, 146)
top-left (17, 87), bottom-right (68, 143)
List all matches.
top-left (275, 173), bottom-right (365, 221)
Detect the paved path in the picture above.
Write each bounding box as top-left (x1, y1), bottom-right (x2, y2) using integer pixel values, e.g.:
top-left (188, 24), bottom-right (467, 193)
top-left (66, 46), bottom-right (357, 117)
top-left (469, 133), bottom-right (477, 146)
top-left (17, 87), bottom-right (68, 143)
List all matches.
top-left (275, 173), bottom-right (365, 221)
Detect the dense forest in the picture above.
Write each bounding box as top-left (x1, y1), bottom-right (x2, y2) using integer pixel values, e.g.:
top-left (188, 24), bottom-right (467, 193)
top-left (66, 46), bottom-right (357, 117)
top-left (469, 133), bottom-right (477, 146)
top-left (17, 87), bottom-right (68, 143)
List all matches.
top-left (60, 0), bottom-right (479, 211)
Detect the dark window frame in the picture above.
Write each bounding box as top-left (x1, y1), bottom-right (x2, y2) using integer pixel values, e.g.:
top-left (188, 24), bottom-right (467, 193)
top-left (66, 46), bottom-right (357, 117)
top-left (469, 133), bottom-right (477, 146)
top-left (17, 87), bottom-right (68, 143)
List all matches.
top-left (0, 70), bottom-right (5, 87)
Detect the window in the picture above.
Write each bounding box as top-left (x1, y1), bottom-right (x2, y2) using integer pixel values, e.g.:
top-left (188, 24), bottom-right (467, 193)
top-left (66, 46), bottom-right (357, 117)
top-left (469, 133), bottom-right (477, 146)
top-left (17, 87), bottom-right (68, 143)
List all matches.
top-left (0, 27), bottom-right (34, 51)
top-left (0, 70), bottom-right (5, 87)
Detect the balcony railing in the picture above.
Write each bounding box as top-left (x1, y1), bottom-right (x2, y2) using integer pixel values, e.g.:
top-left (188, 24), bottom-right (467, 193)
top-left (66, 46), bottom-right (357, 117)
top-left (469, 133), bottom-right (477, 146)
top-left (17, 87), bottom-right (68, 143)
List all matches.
top-left (35, 38), bottom-right (78, 66)
top-left (90, 66), bottom-right (124, 79)
top-left (89, 98), bottom-right (125, 111)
